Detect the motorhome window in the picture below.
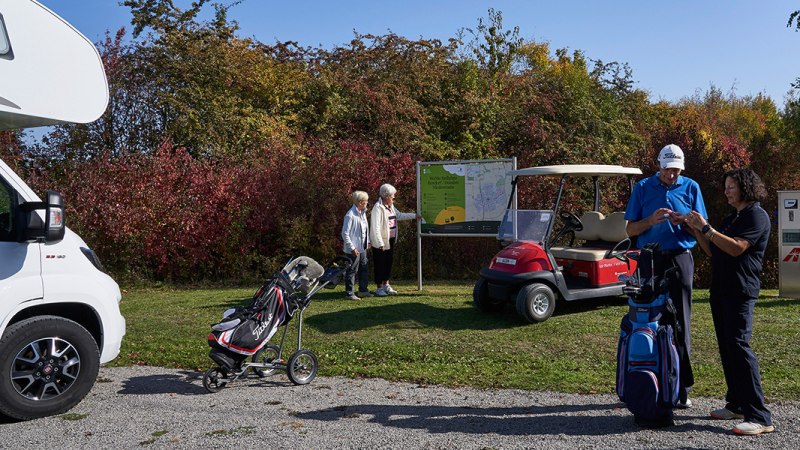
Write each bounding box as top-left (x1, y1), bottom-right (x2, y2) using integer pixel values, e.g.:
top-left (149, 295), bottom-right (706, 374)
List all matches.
top-left (0, 178), bottom-right (15, 241)
top-left (0, 15), bottom-right (10, 56)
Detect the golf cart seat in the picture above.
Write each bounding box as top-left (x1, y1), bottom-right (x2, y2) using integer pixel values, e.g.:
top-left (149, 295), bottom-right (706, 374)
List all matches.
top-left (599, 212), bottom-right (628, 242)
top-left (574, 211), bottom-right (604, 241)
top-left (551, 211), bottom-right (629, 262)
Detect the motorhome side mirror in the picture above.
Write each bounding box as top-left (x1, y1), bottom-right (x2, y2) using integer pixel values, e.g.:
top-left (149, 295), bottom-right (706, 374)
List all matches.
top-left (45, 190), bottom-right (65, 242)
top-left (21, 190), bottom-right (65, 242)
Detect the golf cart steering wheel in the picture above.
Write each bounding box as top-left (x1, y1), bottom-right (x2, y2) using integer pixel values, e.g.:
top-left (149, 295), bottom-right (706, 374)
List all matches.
top-left (605, 238), bottom-right (632, 261)
top-left (559, 211), bottom-right (583, 232)
top-left (549, 211), bottom-right (584, 247)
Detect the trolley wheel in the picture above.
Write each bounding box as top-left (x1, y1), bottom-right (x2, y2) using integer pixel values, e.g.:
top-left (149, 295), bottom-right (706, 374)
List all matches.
top-left (252, 344), bottom-right (281, 378)
top-left (203, 367), bottom-right (229, 393)
top-left (286, 349), bottom-right (318, 385)
top-left (473, 277), bottom-right (503, 312)
top-left (516, 283), bottom-right (556, 323)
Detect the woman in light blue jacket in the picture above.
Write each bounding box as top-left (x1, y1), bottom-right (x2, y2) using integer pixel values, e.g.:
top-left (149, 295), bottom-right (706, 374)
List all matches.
top-left (341, 191), bottom-right (371, 300)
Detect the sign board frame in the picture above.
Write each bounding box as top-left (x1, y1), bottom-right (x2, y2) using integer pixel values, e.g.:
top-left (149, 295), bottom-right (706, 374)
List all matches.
top-left (415, 158), bottom-right (517, 289)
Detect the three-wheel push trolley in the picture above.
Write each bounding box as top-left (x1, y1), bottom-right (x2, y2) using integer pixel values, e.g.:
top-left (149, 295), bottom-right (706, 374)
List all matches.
top-left (202, 255), bottom-right (352, 393)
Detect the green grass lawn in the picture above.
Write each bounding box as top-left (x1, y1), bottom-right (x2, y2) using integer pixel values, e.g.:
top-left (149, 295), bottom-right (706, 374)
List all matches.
top-left (112, 282), bottom-right (800, 401)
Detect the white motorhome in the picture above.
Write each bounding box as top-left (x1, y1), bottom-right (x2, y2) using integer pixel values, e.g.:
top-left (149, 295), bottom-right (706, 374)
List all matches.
top-left (0, 0), bottom-right (125, 420)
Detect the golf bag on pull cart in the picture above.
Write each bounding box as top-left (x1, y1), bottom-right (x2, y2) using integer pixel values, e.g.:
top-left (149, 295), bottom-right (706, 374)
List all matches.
top-left (207, 256), bottom-right (326, 371)
top-left (615, 243), bottom-right (684, 427)
top-left (203, 255), bottom-right (354, 393)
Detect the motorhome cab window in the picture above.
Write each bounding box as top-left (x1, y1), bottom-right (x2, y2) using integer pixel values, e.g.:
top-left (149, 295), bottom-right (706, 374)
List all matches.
top-left (0, 179), bottom-right (15, 241)
top-left (0, 15), bottom-right (10, 56)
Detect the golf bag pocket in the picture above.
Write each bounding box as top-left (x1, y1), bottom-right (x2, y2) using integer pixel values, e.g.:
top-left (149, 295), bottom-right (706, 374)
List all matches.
top-left (207, 286), bottom-right (287, 369)
top-left (624, 370), bottom-right (662, 421)
top-left (616, 315), bottom-right (632, 399)
top-left (656, 324), bottom-right (679, 408)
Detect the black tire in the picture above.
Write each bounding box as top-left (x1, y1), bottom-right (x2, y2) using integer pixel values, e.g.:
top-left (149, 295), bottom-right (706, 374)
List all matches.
top-left (0, 316), bottom-right (100, 420)
top-left (515, 283), bottom-right (556, 323)
top-left (252, 344), bottom-right (281, 378)
top-left (202, 367), bottom-right (229, 393)
top-left (473, 277), bottom-right (504, 313)
top-left (286, 349), bottom-right (318, 385)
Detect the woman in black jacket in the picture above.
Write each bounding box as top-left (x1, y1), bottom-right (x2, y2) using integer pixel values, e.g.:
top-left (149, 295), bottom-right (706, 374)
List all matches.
top-left (685, 168), bottom-right (773, 436)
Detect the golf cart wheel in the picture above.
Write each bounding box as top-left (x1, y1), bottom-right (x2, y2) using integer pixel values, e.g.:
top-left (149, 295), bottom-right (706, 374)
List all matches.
top-left (203, 367), bottom-right (229, 393)
top-left (252, 344), bottom-right (281, 378)
top-left (0, 316), bottom-right (100, 420)
top-left (287, 349), bottom-right (318, 385)
top-left (516, 283), bottom-right (556, 323)
top-left (473, 277), bottom-right (503, 313)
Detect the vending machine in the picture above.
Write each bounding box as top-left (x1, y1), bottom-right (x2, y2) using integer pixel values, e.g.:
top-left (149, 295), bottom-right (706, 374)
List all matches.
top-left (779, 191), bottom-right (800, 298)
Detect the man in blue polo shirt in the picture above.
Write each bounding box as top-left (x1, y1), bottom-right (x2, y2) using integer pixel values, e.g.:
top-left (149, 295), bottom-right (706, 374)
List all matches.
top-left (625, 143), bottom-right (707, 408)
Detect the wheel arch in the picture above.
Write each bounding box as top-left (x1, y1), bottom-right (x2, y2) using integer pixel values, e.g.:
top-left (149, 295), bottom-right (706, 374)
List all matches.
top-left (4, 303), bottom-right (102, 350)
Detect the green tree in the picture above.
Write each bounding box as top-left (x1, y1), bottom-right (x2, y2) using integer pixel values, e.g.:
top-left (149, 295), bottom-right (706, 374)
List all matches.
top-left (789, 9), bottom-right (800, 90)
top-left (104, 0), bottom-right (306, 160)
top-left (789, 9), bottom-right (800, 31)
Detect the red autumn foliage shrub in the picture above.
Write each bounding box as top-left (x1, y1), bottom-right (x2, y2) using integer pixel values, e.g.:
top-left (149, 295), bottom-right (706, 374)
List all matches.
top-left (26, 140), bottom-right (417, 282)
top-left (38, 143), bottom-right (261, 279)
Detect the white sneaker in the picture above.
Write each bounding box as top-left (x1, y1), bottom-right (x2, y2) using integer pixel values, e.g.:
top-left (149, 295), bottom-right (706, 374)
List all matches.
top-left (733, 421), bottom-right (775, 435)
top-left (375, 287), bottom-right (388, 297)
top-left (385, 284), bottom-right (398, 295)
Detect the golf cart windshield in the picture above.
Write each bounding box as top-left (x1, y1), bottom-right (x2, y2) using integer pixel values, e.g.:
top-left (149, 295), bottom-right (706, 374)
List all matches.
top-left (498, 209), bottom-right (554, 243)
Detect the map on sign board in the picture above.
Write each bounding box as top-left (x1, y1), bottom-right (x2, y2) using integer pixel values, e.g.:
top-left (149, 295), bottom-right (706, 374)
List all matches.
top-left (419, 160), bottom-right (514, 235)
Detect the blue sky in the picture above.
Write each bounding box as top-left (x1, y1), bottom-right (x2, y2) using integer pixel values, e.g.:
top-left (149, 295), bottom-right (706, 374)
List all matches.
top-left (38, 0), bottom-right (800, 105)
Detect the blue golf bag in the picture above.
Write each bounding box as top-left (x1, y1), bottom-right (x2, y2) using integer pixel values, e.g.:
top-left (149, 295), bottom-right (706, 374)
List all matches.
top-left (615, 245), bottom-right (683, 427)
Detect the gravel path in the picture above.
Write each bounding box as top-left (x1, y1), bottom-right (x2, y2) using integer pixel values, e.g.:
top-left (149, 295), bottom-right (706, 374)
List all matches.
top-left (1, 365), bottom-right (798, 449)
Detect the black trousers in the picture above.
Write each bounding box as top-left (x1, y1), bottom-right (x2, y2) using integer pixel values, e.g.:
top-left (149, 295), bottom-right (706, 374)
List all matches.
top-left (639, 250), bottom-right (695, 399)
top-left (710, 292), bottom-right (772, 425)
top-left (373, 237), bottom-right (396, 287)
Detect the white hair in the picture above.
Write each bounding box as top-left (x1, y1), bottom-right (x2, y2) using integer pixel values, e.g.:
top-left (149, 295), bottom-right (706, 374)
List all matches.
top-left (351, 190), bottom-right (368, 204)
top-left (379, 183), bottom-right (397, 198)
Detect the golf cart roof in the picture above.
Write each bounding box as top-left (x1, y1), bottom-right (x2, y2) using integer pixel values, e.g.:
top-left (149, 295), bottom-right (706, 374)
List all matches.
top-left (509, 165), bottom-right (642, 177)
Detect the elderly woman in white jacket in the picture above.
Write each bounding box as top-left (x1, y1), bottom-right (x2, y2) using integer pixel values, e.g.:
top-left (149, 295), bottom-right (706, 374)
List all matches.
top-left (370, 183), bottom-right (418, 296)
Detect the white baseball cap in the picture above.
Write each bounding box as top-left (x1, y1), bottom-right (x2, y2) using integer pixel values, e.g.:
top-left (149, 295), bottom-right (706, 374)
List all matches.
top-left (658, 144), bottom-right (685, 170)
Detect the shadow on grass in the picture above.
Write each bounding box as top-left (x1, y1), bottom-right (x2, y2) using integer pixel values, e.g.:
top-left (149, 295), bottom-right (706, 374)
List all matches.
top-left (551, 295), bottom-right (628, 317)
top-left (309, 288), bottom-right (471, 302)
top-left (453, 295), bottom-right (628, 320)
top-left (295, 402), bottom-right (723, 436)
top-left (197, 296), bottom-right (253, 311)
top-left (307, 294), bottom-right (631, 333)
top-left (678, 294), bottom-right (800, 307)
top-left (306, 302), bottom-right (525, 333)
